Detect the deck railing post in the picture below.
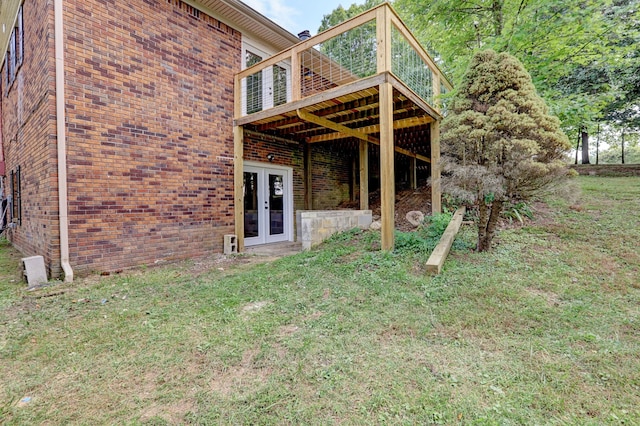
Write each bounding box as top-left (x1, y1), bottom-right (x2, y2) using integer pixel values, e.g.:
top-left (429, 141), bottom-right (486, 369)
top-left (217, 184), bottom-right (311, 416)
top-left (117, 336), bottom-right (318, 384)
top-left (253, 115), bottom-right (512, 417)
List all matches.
top-left (291, 48), bottom-right (301, 102)
top-left (376, 5), bottom-right (391, 74)
top-left (432, 73), bottom-right (441, 113)
top-left (234, 73), bottom-right (241, 119)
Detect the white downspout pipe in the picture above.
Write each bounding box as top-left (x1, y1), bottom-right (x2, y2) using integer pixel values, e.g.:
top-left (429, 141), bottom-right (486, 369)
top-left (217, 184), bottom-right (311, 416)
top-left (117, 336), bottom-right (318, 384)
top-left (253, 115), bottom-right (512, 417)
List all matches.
top-left (54, 0), bottom-right (73, 282)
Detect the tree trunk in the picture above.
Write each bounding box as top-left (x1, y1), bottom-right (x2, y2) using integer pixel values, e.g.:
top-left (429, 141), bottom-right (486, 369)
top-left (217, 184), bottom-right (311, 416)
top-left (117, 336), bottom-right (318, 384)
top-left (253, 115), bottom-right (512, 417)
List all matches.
top-left (492, 0), bottom-right (504, 37)
top-left (581, 129), bottom-right (590, 164)
top-left (574, 131), bottom-right (580, 165)
top-left (596, 123), bottom-right (600, 165)
top-left (477, 202), bottom-right (489, 251)
top-left (477, 200), bottom-right (503, 252)
top-left (621, 131), bottom-right (625, 164)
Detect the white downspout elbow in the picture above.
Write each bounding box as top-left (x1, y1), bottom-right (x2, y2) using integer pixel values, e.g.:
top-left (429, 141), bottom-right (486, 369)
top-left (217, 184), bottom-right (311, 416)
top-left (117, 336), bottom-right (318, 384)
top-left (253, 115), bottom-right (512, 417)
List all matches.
top-left (54, 0), bottom-right (73, 282)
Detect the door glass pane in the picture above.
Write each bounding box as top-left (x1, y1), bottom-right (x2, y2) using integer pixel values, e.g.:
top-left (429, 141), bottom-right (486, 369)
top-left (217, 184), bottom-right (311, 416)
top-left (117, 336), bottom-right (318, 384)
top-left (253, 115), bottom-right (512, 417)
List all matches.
top-left (269, 174), bottom-right (284, 236)
top-left (246, 51), bottom-right (263, 114)
top-left (244, 172), bottom-right (259, 238)
top-left (273, 65), bottom-right (288, 107)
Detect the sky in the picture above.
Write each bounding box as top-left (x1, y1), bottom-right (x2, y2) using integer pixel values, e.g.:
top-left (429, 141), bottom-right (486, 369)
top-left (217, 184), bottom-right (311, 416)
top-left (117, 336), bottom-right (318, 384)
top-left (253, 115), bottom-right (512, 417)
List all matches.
top-left (242, 0), bottom-right (351, 37)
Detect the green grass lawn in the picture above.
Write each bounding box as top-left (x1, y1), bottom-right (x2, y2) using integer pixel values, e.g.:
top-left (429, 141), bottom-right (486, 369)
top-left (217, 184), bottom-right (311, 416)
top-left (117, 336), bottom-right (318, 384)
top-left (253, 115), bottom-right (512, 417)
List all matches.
top-left (1, 176), bottom-right (639, 424)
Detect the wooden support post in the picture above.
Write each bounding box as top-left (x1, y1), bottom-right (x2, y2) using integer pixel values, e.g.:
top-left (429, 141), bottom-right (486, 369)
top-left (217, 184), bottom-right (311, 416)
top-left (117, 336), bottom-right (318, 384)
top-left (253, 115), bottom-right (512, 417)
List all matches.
top-left (430, 120), bottom-right (441, 214)
top-left (379, 82), bottom-right (394, 251)
top-left (233, 125), bottom-right (245, 252)
top-left (359, 141), bottom-right (369, 210)
top-left (351, 156), bottom-right (357, 202)
top-left (304, 143), bottom-right (312, 209)
top-left (409, 157), bottom-right (416, 190)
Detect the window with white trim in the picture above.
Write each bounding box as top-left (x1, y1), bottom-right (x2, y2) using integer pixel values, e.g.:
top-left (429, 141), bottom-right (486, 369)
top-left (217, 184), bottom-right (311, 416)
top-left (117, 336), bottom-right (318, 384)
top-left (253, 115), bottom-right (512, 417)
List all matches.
top-left (5, 3), bottom-right (24, 94)
top-left (242, 41), bottom-right (291, 115)
top-left (16, 5), bottom-right (24, 69)
top-left (245, 50), bottom-right (263, 114)
top-left (10, 166), bottom-right (21, 225)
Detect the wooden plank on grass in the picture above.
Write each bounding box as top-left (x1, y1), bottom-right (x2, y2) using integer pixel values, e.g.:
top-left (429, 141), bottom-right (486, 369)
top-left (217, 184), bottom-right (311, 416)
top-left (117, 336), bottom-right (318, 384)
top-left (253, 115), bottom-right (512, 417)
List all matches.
top-left (426, 207), bottom-right (466, 275)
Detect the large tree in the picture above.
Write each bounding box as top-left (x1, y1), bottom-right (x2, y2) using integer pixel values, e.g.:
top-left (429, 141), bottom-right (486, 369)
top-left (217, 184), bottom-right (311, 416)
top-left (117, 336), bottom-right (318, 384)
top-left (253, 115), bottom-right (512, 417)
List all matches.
top-left (395, 0), bottom-right (639, 154)
top-left (441, 50), bottom-right (571, 251)
top-left (600, 0), bottom-right (640, 130)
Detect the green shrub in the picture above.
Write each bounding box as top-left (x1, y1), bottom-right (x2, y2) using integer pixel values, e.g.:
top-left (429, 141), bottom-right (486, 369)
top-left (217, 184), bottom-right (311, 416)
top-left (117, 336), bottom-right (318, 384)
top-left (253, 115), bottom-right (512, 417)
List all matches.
top-left (395, 213), bottom-right (453, 254)
top-left (502, 202), bottom-right (534, 224)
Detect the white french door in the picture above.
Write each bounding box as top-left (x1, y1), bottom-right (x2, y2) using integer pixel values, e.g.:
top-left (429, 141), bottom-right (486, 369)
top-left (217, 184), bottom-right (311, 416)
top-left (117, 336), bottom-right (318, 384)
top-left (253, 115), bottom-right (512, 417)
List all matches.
top-left (243, 163), bottom-right (293, 246)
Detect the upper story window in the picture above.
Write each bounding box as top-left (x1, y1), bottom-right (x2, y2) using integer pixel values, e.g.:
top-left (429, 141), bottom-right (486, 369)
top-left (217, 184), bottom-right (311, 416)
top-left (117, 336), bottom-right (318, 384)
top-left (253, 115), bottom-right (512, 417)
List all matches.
top-left (242, 40), bottom-right (290, 116)
top-left (245, 50), bottom-right (263, 114)
top-left (5, 4), bottom-right (24, 95)
top-left (16, 5), bottom-right (24, 68)
top-left (10, 165), bottom-right (21, 226)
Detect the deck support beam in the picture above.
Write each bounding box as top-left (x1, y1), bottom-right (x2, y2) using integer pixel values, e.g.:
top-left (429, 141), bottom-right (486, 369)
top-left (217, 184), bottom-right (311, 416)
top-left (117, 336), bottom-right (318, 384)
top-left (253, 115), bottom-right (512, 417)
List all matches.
top-left (299, 109), bottom-right (431, 164)
top-left (233, 125), bottom-right (245, 252)
top-left (306, 115), bottom-right (434, 144)
top-left (379, 82), bottom-right (395, 251)
top-left (297, 109), bottom-right (378, 144)
top-left (359, 141), bottom-right (369, 210)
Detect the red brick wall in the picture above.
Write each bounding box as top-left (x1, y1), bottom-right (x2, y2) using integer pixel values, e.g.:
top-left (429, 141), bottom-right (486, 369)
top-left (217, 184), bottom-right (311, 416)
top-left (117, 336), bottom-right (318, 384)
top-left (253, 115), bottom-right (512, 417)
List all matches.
top-left (1, 0), bottom-right (60, 276)
top-left (1, 0), bottom-right (367, 276)
top-left (243, 134), bottom-right (305, 211)
top-left (62, 0), bottom-right (241, 273)
top-left (310, 143), bottom-right (354, 209)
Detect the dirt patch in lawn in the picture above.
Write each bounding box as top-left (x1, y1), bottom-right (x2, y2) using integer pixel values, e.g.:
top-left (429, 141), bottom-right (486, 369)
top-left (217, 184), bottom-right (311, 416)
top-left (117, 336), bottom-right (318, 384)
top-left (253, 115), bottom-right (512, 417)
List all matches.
top-left (525, 288), bottom-right (562, 307)
top-left (208, 346), bottom-right (272, 397)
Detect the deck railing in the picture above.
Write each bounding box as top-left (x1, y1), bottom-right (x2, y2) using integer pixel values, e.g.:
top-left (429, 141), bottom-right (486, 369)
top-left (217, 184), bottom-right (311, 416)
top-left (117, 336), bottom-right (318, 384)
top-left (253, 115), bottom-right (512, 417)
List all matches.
top-left (234, 3), bottom-right (451, 120)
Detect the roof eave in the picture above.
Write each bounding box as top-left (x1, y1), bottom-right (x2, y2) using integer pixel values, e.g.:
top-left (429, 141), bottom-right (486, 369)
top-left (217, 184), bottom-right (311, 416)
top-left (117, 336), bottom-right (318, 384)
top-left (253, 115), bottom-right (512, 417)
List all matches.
top-left (191, 0), bottom-right (301, 51)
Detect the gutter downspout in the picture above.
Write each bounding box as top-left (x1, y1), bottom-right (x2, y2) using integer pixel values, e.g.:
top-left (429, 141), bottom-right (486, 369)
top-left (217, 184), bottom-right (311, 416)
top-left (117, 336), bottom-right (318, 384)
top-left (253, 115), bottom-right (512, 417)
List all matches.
top-left (54, 0), bottom-right (73, 282)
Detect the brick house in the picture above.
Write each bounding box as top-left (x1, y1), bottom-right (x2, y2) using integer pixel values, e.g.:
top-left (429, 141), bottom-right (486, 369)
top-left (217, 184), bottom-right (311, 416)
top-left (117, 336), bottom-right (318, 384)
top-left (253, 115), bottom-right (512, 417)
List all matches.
top-left (0, 0), bottom-right (450, 281)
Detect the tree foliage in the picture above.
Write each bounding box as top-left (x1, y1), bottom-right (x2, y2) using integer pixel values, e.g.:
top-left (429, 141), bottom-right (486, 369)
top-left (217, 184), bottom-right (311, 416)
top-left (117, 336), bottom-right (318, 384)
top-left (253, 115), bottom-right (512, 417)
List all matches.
top-left (394, 0), bottom-right (640, 137)
top-left (440, 50), bottom-right (571, 251)
top-left (600, 1), bottom-right (640, 129)
top-left (315, 0), bottom-right (383, 79)
top-left (317, 0), bottom-right (383, 33)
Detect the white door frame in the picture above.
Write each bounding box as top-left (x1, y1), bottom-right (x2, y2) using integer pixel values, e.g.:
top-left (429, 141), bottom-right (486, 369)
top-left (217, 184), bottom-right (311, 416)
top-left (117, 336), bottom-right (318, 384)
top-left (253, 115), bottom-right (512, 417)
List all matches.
top-left (243, 161), bottom-right (294, 246)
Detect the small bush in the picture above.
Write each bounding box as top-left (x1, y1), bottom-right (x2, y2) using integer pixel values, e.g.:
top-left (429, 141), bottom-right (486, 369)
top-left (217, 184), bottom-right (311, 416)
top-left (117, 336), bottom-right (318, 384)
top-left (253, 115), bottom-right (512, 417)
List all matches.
top-left (502, 202), bottom-right (534, 224)
top-left (395, 213), bottom-right (453, 254)
top-left (421, 213), bottom-right (453, 239)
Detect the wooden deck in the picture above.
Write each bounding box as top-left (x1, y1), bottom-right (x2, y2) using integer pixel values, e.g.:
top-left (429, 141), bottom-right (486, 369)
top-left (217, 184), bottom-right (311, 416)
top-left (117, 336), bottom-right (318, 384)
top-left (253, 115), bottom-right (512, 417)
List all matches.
top-left (233, 3), bottom-right (452, 252)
